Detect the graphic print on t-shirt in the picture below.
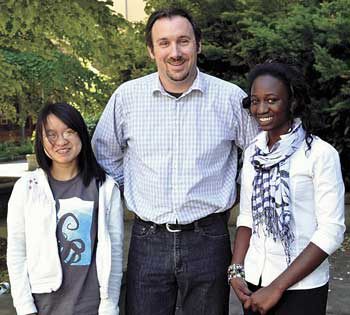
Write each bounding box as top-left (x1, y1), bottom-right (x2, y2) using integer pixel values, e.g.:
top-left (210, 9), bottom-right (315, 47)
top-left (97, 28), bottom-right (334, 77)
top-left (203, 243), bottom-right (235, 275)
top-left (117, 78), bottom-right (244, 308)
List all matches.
top-left (56, 197), bottom-right (94, 266)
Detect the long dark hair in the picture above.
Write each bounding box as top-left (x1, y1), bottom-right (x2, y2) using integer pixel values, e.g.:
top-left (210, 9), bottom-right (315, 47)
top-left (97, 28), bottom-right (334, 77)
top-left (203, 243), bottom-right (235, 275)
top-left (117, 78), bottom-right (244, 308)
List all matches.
top-left (242, 62), bottom-right (318, 150)
top-left (35, 102), bottom-right (106, 186)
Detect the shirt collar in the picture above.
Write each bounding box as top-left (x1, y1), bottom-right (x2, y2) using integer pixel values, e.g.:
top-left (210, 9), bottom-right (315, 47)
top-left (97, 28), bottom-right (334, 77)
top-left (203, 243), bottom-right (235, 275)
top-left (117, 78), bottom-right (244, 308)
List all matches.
top-left (254, 118), bottom-right (303, 153)
top-left (151, 68), bottom-right (206, 97)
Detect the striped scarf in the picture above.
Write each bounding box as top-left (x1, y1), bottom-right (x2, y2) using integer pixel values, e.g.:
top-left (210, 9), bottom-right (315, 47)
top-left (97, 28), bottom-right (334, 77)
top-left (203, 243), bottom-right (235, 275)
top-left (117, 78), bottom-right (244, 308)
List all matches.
top-left (251, 119), bottom-right (305, 264)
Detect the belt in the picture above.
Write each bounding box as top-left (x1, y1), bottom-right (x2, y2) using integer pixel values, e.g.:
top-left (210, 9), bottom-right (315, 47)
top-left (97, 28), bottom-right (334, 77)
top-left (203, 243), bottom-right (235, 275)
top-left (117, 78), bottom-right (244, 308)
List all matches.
top-left (135, 211), bottom-right (229, 233)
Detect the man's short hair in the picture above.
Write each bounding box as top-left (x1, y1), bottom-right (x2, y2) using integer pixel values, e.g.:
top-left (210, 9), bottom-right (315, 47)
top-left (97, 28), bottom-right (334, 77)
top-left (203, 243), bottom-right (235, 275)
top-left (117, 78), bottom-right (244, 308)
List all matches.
top-left (145, 7), bottom-right (202, 51)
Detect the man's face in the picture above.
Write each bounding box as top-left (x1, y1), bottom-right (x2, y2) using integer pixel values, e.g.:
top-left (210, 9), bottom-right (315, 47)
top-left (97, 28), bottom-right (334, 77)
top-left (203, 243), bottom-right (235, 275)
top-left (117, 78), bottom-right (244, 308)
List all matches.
top-left (148, 15), bottom-right (201, 93)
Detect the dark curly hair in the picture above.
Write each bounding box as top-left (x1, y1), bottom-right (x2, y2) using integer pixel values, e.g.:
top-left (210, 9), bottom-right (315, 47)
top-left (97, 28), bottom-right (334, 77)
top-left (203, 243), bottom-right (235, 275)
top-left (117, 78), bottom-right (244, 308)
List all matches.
top-left (242, 62), bottom-right (318, 150)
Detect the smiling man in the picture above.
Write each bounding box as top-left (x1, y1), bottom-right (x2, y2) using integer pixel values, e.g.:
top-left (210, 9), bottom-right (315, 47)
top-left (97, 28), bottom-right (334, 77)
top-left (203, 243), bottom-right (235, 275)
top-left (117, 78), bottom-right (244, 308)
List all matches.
top-left (147, 13), bottom-right (199, 92)
top-left (92, 7), bottom-right (258, 315)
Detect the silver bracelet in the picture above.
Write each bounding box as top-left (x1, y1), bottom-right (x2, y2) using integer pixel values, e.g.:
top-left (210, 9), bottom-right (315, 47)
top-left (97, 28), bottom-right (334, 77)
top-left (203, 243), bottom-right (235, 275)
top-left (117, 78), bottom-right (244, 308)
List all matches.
top-left (227, 263), bottom-right (245, 284)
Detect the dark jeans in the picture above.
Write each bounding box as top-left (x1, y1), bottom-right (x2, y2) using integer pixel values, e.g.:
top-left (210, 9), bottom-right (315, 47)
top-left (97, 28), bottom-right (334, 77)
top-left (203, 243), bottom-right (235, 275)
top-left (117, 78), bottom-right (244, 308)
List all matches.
top-left (243, 281), bottom-right (329, 315)
top-left (126, 212), bottom-right (232, 315)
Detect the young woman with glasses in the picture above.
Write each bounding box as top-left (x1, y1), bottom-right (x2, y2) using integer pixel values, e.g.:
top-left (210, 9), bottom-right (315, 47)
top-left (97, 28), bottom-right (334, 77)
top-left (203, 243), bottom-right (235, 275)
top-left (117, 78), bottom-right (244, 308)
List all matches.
top-left (7, 102), bottom-right (123, 315)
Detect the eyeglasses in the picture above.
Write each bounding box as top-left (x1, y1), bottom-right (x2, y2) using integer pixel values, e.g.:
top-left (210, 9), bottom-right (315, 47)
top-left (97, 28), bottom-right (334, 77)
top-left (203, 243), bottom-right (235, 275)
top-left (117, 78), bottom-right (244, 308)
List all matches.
top-left (44, 129), bottom-right (78, 143)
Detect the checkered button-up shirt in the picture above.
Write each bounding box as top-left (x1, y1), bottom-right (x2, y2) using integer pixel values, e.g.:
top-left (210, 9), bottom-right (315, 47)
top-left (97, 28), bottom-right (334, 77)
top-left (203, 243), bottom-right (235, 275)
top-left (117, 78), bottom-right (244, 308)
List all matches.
top-left (92, 70), bottom-right (258, 224)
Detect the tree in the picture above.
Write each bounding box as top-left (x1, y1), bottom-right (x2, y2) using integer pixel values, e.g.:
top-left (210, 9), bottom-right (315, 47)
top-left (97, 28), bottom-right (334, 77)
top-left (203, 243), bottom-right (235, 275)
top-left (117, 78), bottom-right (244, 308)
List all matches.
top-left (0, 0), bottom-right (152, 129)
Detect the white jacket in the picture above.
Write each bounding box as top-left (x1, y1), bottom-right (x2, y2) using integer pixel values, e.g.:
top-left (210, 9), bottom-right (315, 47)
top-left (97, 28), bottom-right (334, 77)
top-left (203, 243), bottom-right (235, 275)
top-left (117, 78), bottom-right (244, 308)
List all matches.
top-left (7, 169), bottom-right (124, 315)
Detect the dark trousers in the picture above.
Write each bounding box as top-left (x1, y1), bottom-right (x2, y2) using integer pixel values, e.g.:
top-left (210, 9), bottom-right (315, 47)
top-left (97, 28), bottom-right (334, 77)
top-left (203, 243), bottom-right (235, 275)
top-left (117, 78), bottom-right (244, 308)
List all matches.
top-left (243, 281), bottom-right (329, 315)
top-left (125, 212), bottom-right (232, 315)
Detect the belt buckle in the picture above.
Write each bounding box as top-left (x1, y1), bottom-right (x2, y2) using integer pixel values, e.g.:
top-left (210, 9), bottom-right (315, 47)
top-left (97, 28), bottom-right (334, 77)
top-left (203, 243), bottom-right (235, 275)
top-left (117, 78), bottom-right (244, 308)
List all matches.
top-left (166, 223), bottom-right (181, 233)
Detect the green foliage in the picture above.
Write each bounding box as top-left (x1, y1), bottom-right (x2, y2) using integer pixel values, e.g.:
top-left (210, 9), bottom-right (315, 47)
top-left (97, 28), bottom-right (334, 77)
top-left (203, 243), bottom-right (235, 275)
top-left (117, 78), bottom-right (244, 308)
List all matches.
top-left (0, 0), bottom-right (152, 128)
top-left (84, 114), bottom-right (101, 137)
top-left (0, 140), bottom-right (33, 162)
top-left (1, 49), bottom-right (109, 124)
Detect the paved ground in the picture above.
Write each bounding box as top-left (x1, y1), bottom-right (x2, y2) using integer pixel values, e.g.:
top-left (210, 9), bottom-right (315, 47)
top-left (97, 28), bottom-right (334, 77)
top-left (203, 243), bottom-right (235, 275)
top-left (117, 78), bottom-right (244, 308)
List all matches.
top-left (0, 160), bottom-right (349, 314)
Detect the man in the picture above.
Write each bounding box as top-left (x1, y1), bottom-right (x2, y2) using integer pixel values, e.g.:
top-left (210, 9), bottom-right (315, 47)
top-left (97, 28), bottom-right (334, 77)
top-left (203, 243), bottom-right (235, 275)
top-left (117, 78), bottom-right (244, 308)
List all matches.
top-left (92, 7), bottom-right (258, 315)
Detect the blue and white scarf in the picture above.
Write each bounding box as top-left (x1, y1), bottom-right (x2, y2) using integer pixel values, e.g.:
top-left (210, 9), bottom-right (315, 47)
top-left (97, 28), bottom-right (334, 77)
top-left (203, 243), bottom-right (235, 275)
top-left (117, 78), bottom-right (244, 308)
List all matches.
top-left (251, 119), bottom-right (305, 264)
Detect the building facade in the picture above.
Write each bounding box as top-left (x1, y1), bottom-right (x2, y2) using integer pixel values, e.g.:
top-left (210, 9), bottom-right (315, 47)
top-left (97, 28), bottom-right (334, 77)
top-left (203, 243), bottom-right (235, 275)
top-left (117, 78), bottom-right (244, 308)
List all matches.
top-left (110, 0), bottom-right (147, 21)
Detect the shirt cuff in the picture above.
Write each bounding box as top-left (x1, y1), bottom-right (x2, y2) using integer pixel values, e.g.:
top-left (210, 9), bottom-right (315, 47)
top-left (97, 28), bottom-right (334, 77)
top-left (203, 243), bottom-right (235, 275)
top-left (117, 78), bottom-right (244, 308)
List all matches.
top-left (236, 214), bottom-right (252, 228)
top-left (16, 301), bottom-right (37, 315)
top-left (310, 227), bottom-right (345, 255)
top-left (98, 297), bottom-right (119, 315)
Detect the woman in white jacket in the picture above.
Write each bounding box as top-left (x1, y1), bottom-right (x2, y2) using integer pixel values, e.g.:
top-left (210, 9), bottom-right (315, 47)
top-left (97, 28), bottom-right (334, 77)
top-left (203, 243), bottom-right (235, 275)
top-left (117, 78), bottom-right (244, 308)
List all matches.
top-left (7, 102), bottom-right (124, 315)
top-left (229, 62), bottom-right (345, 315)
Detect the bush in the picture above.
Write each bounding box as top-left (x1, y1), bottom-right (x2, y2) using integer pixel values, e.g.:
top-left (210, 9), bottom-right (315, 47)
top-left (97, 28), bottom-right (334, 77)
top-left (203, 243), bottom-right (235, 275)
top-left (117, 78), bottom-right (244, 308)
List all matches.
top-left (84, 115), bottom-right (100, 137)
top-left (0, 140), bottom-right (33, 162)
